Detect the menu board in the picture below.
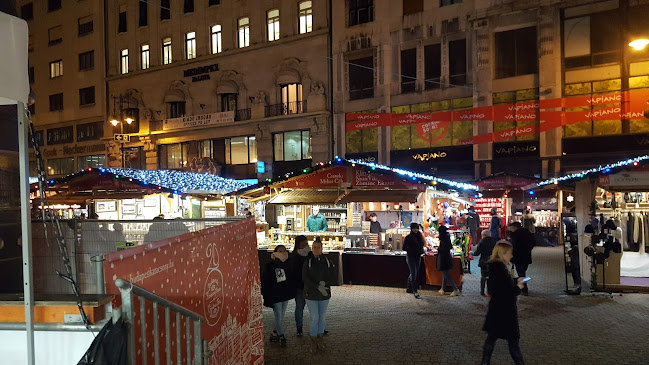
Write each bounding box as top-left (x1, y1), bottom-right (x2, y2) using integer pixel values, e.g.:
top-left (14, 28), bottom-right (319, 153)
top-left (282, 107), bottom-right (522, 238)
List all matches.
top-left (474, 198), bottom-right (506, 228)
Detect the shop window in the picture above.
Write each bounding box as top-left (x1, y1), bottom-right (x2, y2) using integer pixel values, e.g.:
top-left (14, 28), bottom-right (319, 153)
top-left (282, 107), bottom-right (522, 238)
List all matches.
top-left (424, 44), bottom-right (441, 89)
top-left (79, 86), bottom-right (95, 106)
top-left (280, 83), bottom-right (304, 114)
top-left (162, 37), bottom-right (172, 64)
top-left (349, 56), bottom-right (374, 100)
top-left (211, 25), bottom-right (222, 54)
top-left (226, 136), bottom-right (257, 165)
top-left (77, 121), bottom-right (104, 142)
top-left (159, 140), bottom-right (214, 169)
top-left (159, 144), bottom-right (183, 169)
top-left (49, 93), bottom-right (64, 111)
top-left (28, 67), bottom-right (34, 84)
top-left (401, 48), bottom-right (417, 93)
top-left (238, 17), bottom-right (250, 48)
top-left (139, 0), bottom-right (148, 27)
top-left (563, 11), bottom-right (619, 69)
top-left (299, 1), bottom-right (313, 34)
top-left (48, 25), bottom-right (62, 46)
top-left (47, 158), bottom-right (74, 176)
top-left (403, 0), bottom-right (423, 15)
top-left (141, 44), bottom-right (150, 70)
top-left (440, 0), bottom-right (462, 6)
top-left (47, 126), bottom-right (73, 145)
top-left (79, 50), bottom-right (94, 71)
top-left (168, 101), bottom-right (186, 118)
top-left (345, 127), bottom-right (378, 154)
top-left (21, 3), bottom-right (33, 20)
top-left (267, 9), bottom-right (280, 42)
top-left (186, 31), bottom-right (196, 60)
top-left (209, 0), bottom-right (220, 6)
top-left (495, 27), bottom-right (537, 79)
top-left (120, 49), bottom-right (129, 74)
top-left (184, 0), bottom-right (194, 14)
top-left (348, 0), bottom-right (373, 27)
top-left (493, 88), bottom-right (540, 142)
top-left (78, 155), bottom-right (106, 170)
top-left (48, 0), bottom-right (61, 12)
top-left (50, 59), bottom-right (63, 78)
top-left (118, 5), bottom-right (127, 33)
top-left (562, 81), bottom-right (630, 137)
top-left (274, 130), bottom-right (311, 161)
top-left (221, 93), bottom-right (237, 112)
top-left (161, 0), bottom-right (171, 20)
top-left (78, 15), bottom-right (93, 36)
top-left (124, 147), bottom-right (146, 169)
top-left (448, 39), bottom-right (466, 85)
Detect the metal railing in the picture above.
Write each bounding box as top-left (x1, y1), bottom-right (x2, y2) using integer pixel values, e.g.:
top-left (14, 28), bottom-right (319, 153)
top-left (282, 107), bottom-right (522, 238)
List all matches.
top-left (234, 108), bottom-right (251, 121)
top-left (116, 278), bottom-right (209, 365)
top-left (265, 100), bottom-right (307, 117)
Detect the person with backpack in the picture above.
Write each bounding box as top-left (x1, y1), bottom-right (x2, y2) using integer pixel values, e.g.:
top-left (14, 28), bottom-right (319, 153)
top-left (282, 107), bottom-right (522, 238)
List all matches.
top-left (261, 245), bottom-right (296, 347)
top-left (302, 239), bottom-right (335, 353)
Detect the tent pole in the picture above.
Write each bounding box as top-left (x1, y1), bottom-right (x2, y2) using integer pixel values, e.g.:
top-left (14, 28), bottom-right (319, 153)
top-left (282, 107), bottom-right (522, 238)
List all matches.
top-left (18, 102), bottom-right (35, 365)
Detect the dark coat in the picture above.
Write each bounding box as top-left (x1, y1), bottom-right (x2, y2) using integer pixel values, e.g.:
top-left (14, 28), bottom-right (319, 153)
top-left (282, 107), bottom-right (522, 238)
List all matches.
top-left (403, 232), bottom-right (425, 258)
top-left (473, 237), bottom-right (497, 265)
top-left (261, 257), bottom-right (296, 308)
top-left (490, 215), bottom-right (502, 240)
top-left (369, 221), bottom-right (382, 234)
top-left (302, 253), bottom-right (335, 301)
top-left (436, 233), bottom-right (454, 271)
top-left (510, 228), bottom-right (535, 265)
top-left (483, 261), bottom-right (521, 339)
top-left (466, 212), bottom-right (480, 231)
top-left (292, 253), bottom-right (308, 290)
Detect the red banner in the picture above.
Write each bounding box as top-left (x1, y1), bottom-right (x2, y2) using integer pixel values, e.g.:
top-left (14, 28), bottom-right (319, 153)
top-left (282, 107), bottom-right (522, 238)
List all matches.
top-left (105, 219), bottom-right (263, 365)
top-left (283, 166), bottom-right (347, 188)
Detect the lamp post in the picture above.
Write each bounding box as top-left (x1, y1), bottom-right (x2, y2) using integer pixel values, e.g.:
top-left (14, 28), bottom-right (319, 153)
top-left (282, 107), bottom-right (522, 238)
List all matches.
top-left (109, 95), bottom-right (134, 168)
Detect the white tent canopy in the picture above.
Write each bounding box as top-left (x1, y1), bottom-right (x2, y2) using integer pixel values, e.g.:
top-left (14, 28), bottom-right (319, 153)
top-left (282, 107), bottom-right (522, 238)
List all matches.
top-left (0, 11), bottom-right (29, 105)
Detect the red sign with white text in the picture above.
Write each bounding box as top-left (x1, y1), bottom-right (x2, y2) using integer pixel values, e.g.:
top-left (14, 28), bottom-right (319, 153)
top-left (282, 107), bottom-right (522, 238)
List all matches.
top-left (283, 166), bottom-right (348, 188)
top-left (474, 198), bottom-right (506, 228)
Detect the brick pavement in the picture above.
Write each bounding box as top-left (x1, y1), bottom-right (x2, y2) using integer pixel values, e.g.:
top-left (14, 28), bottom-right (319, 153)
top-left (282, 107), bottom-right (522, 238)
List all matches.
top-left (263, 247), bottom-right (649, 364)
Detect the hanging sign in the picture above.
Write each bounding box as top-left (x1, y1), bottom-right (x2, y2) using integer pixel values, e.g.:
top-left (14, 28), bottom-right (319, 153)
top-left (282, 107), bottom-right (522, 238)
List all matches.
top-left (163, 111), bottom-right (235, 131)
top-left (283, 166), bottom-right (348, 188)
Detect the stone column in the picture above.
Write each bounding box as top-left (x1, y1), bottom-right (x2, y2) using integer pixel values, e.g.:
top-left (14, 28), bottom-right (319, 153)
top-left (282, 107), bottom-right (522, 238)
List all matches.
top-left (140, 136), bottom-right (158, 170)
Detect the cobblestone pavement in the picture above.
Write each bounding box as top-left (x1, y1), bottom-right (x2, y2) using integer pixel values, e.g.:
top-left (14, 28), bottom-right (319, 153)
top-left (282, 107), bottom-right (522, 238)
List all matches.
top-left (263, 247), bottom-right (649, 364)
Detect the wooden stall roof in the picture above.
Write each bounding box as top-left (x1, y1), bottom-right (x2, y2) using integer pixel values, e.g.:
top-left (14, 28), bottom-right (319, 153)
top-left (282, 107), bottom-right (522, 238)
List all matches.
top-left (267, 189), bottom-right (343, 205)
top-left (337, 189), bottom-right (421, 203)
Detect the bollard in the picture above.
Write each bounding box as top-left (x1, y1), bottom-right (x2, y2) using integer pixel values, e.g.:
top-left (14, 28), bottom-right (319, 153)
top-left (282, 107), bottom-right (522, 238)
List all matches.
top-left (91, 255), bottom-right (106, 294)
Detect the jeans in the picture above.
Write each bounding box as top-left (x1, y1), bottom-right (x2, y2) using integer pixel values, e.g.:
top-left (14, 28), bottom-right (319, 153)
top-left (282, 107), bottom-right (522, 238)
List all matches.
top-left (515, 262), bottom-right (530, 293)
top-left (305, 299), bottom-right (329, 337)
top-left (481, 334), bottom-right (525, 365)
top-left (441, 270), bottom-right (459, 291)
top-left (406, 255), bottom-right (421, 292)
top-left (272, 300), bottom-right (289, 336)
top-left (294, 289), bottom-right (306, 328)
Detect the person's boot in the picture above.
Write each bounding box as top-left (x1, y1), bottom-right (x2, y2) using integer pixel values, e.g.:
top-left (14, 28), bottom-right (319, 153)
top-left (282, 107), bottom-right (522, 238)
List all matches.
top-left (270, 330), bottom-right (279, 343)
top-left (279, 334), bottom-right (287, 347)
top-left (406, 278), bottom-right (413, 293)
top-left (480, 277), bottom-right (487, 296)
top-left (296, 326), bottom-right (303, 337)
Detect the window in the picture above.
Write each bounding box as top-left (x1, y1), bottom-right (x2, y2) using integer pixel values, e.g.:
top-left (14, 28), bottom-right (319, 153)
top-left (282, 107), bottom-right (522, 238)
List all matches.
top-left (139, 0), bottom-right (148, 27)
top-left (79, 86), bottom-right (95, 106)
top-left (48, 0), bottom-right (61, 12)
top-left (349, 0), bottom-right (374, 26)
top-left (78, 155), bottom-right (106, 170)
top-left (49, 93), bottom-right (64, 111)
top-left (280, 83), bottom-right (304, 114)
top-left (448, 39), bottom-right (466, 85)
top-left (184, 0), bottom-right (194, 13)
top-left (209, 0), bottom-right (220, 5)
top-left (299, 1), bottom-right (313, 34)
top-left (238, 17), bottom-right (250, 48)
top-left (161, 0), bottom-right (171, 20)
top-left (79, 50), bottom-right (94, 71)
top-left (403, 0), bottom-right (423, 15)
top-left (29, 130), bottom-right (43, 147)
top-left (118, 5), bottom-right (127, 33)
top-left (160, 144), bottom-right (183, 169)
top-left (28, 67), bottom-right (34, 84)
top-left (563, 12), bottom-right (619, 68)
top-left (168, 101), bottom-right (186, 118)
top-left (120, 49), bottom-right (129, 74)
top-left (47, 126), bottom-right (73, 145)
top-left (141, 44), bottom-right (150, 69)
top-left (162, 38), bottom-right (172, 64)
top-left (77, 121), bottom-right (104, 142)
top-left (424, 44), bottom-right (441, 89)
top-left (267, 9), bottom-right (280, 41)
top-left (221, 93), bottom-right (237, 111)
top-left (211, 25), bottom-right (222, 54)
top-left (47, 158), bottom-right (74, 176)
top-left (78, 15), bottom-right (93, 36)
top-left (159, 140), bottom-right (213, 169)
top-left (49, 60), bottom-right (63, 78)
top-left (495, 27), bottom-right (537, 78)
top-left (401, 48), bottom-right (417, 93)
top-left (440, 0), bottom-right (462, 6)
top-left (185, 32), bottom-right (196, 59)
top-left (349, 56), bottom-right (374, 100)
top-left (274, 131), bottom-right (311, 161)
top-left (226, 136), bottom-right (257, 165)
top-left (345, 122), bottom-right (378, 154)
top-left (48, 25), bottom-right (62, 46)
top-left (21, 3), bottom-right (33, 20)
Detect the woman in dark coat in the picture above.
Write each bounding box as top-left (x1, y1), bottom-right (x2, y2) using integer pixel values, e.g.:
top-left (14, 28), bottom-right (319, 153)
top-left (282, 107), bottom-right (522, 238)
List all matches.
top-left (489, 208), bottom-right (502, 240)
top-left (436, 226), bottom-right (460, 296)
top-left (291, 235), bottom-right (310, 337)
top-left (481, 240), bottom-right (526, 365)
top-left (402, 222), bottom-right (425, 298)
top-left (261, 245), bottom-right (296, 347)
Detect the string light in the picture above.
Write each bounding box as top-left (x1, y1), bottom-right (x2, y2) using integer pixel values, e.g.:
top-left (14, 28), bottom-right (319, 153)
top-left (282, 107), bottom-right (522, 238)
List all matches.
top-left (537, 155), bottom-right (649, 186)
top-left (104, 168), bottom-right (250, 194)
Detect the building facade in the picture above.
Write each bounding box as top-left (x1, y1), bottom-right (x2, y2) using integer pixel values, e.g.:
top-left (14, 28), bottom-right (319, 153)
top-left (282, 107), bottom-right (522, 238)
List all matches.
top-left (334, 0), bottom-right (649, 181)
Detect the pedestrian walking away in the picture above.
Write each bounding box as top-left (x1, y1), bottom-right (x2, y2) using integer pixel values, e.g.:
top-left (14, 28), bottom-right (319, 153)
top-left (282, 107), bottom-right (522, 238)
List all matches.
top-left (521, 209), bottom-right (536, 234)
top-left (302, 239), bottom-right (335, 353)
top-left (261, 245), bottom-right (296, 347)
top-left (489, 208), bottom-right (502, 240)
top-left (481, 241), bottom-right (526, 365)
top-left (507, 222), bottom-right (535, 295)
top-left (402, 222), bottom-right (425, 298)
top-left (436, 225), bottom-right (461, 296)
top-left (291, 235), bottom-right (310, 337)
top-left (472, 230), bottom-right (497, 296)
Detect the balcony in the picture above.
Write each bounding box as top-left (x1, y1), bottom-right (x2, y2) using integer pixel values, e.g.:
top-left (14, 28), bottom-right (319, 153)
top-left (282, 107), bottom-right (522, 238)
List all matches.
top-left (265, 100), bottom-right (307, 118)
top-left (234, 108), bottom-right (251, 121)
top-left (349, 87), bottom-right (374, 101)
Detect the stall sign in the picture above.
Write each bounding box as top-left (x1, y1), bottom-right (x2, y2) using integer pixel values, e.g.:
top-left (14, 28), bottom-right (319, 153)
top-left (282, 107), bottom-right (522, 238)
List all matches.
top-left (283, 166), bottom-right (347, 188)
top-left (599, 171), bottom-right (649, 187)
top-left (163, 111), bottom-right (234, 131)
top-left (474, 198), bottom-right (505, 228)
top-left (352, 168), bottom-right (415, 188)
top-left (475, 176), bottom-right (537, 190)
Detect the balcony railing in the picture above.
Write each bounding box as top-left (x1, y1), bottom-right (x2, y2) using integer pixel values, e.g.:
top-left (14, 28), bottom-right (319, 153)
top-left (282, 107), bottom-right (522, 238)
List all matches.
top-left (235, 108), bottom-right (251, 121)
top-left (265, 100), bottom-right (307, 118)
top-left (349, 87), bottom-right (374, 100)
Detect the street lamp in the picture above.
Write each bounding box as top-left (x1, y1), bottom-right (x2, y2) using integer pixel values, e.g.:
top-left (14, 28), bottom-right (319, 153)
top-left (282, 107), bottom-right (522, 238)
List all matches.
top-left (108, 95), bottom-right (134, 167)
top-left (629, 38), bottom-right (649, 51)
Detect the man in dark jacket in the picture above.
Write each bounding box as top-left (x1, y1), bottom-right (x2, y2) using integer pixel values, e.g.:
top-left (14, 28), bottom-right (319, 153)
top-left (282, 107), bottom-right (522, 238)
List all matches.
top-left (466, 206), bottom-right (480, 247)
top-left (472, 230), bottom-right (497, 296)
top-left (402, 222), bottom-right (425, 298)
top-left (507, 222), bottom-right (534, 295)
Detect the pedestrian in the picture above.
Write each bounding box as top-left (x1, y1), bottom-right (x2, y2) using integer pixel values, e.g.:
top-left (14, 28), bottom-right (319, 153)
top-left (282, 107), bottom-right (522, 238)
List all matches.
top-left (303, 239), bottom-right (335, 353)
top-left (489, 208), bottom-right (502, 240)
top-left (402, 222), bottom-right (425, 298)
top-left (261, 245), bottom-right (296, 347)
top-left (466, 206), bottom-right (480, 247)
top-left (243, 207), bottom-right (252, 217)
top-left (291, 235), bottom-right (310, 337)
top-left (521, 209), bottom-right (536, 234)
top-left (437, 225), bottom-right (461, 296)
top-left (472, 230), bottom-right (497, 296)
top-left (481, 240), bottom-right (526, 365)
top-left (507, 222), bottom-right (535, 295)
